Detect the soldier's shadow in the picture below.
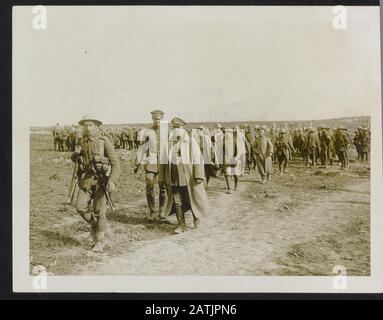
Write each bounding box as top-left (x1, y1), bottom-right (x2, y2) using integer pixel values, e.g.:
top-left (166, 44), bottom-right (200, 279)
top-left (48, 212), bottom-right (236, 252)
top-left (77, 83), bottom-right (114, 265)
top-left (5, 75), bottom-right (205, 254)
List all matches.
top-left (107, 209), bottom-right (175, 230)
top-left (40, 230), bottom-right (82, 247)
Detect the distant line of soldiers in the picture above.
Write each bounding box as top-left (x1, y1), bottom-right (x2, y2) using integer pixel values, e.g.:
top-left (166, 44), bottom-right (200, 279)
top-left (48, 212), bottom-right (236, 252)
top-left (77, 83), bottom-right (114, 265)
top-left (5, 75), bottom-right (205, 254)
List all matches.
top-left (99, 126), bottom-right (147, 151)
top-left (63, 113), bottom-right (370, 253)
top-left (52, 123), bottom-right (83, 152)
top-left (52, 124), bottom-right (149, 152)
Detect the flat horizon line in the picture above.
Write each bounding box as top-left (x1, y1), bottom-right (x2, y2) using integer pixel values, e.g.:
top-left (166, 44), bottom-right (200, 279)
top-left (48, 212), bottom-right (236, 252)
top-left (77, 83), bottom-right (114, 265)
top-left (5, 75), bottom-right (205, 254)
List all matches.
top-left (30, 115), bottom-right (370, 129)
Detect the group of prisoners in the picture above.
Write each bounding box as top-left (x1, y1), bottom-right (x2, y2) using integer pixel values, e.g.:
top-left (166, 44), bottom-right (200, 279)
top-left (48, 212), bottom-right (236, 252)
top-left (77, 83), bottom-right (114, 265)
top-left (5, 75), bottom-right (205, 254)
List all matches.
top-left (52, 122), bottom-right (370, 175)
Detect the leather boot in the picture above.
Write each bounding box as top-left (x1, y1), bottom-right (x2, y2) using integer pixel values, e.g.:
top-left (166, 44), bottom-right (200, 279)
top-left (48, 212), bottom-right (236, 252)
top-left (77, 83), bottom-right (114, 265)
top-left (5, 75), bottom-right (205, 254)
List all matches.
top-left (87, 221), bottom-right (97, 246)
top-left (174, 206), bottom-right (187, 234)
top-left (92, 231), bottom-right (105, 253)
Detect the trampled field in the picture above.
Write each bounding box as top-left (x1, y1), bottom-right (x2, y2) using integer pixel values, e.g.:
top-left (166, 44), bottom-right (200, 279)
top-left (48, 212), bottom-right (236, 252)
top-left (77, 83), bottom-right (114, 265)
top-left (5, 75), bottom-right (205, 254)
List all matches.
top-left (29, 132), bottom-right (370, 276)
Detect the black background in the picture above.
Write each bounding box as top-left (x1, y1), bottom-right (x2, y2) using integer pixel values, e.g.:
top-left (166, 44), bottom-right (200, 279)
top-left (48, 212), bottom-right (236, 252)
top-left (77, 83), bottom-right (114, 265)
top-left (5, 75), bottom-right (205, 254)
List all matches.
top-left (0, 0), bottom-right (382, 301)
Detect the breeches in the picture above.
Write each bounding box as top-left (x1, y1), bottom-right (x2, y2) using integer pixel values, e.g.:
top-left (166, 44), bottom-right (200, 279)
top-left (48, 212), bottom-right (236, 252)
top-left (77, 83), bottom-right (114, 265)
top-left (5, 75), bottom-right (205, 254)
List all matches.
top-left (146, 171), bottom-right (166, 212)
top-left (76, 184), bottom-right (107, 236)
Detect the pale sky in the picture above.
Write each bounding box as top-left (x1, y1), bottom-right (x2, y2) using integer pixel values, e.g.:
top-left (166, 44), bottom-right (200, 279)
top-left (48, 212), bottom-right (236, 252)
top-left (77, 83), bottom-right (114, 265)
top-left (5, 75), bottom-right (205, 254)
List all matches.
top-left (13, 6), bottom-right (381, 126)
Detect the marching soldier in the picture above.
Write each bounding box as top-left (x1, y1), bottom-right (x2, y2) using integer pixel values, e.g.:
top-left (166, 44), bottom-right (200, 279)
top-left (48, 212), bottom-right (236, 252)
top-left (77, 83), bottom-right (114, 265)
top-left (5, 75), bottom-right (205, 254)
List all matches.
top-left (334, 127), bottom-right (349, 170)
top-left (275, 128), bottom-right (295, 174)
top-left (128, 127), bottom-right (136, 150)
top-left (242, 124), bottom-right (256, 173)
top-left (252, 126), bottom-right (273, 184)
top-left (159, 117), bottom-right (209, 233)
top-left (343, 127), bottom-right (352, 168)
top-left (360, 127), bottom-right (370, 162)
top-left (353, 127), bottom-right (363, 160)
top-left (319, 126), bottom-right (330, 167)
top-left (71, 114), bottom-right (121, 252)
top-left (290, 127), bottom-right (304, 159)
top-left (121, 126), bottom-right (130, 150)
top-left (53, 124), bottom-right (67, 151)
top-left (304, 127), bottom-right (320, 167)
top-left (222, 128), bottom-right (246, 193)
top-left (195, 125), bottom-right (218, 186)
top-left (286, 128), bottom-right (294, 162)
top-left (134, 110), bottom-right (167, 221)
top-left (269, 127), bottom-right (278, 164)
top-left (212, 123), bottom-right (224, 169)
top-left (326, 127), bottom-right (336, 166)
top-left (52, 123), bottom-right (60, 151)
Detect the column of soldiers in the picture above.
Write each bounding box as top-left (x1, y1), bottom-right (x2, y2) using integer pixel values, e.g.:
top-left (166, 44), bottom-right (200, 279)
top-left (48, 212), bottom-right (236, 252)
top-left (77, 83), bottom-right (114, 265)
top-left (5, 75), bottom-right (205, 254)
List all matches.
top-left (65, 112), bottom-right (370, 253)
top-left (52, 123), bottom-right (83, 152)
top-left (53, 123), bottom-right (149, 152)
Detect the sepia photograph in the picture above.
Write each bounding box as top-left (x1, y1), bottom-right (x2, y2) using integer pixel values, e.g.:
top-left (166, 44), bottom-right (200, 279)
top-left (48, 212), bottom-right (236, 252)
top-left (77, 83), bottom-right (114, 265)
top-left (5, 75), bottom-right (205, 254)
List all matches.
top-left (11, 4), bottom-right (383, 292)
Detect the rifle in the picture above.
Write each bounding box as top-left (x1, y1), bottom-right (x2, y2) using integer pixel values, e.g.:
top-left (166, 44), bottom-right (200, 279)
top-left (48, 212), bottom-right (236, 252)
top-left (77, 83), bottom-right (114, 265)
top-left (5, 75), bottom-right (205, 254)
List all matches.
top-left (97, 171), bottom-right (115, 213)
top-left (91, 159), bottom-right (116, 213)
top-left (104, 186), bottom-right (115, 213)
top-left (67, 160), bottom-right (78, 204)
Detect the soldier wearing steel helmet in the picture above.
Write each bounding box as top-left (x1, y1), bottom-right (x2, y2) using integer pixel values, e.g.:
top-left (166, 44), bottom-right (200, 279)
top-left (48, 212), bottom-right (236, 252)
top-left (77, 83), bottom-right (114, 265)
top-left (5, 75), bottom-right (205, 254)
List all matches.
top-left (71, 113), bottom-right (121, 252)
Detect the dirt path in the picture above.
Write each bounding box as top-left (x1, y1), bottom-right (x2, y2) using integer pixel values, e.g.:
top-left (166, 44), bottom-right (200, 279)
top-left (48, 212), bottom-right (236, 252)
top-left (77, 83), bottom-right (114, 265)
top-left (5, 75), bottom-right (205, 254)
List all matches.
top-left (71, 168), bottom-right (370, 276)
top-left (29, 134), bottom-right (370, 276)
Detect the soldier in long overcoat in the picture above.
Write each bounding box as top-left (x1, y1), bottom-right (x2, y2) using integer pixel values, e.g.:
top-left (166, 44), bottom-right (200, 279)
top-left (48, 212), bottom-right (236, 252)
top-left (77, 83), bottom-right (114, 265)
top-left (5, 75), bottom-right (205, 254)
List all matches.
top-left (159, 117), bottom-right (209, 233)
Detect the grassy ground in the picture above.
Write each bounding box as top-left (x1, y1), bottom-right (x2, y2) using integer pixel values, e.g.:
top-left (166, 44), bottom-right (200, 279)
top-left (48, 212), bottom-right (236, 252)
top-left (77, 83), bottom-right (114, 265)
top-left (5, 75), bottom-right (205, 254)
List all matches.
top-left (30, 133), bottom-right (370, 276)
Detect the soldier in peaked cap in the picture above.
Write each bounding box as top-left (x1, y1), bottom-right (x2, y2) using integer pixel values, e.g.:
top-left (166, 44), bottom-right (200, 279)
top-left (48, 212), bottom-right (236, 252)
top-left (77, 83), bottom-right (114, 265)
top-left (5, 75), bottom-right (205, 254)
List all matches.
top-left (71, 114), bottom-right (121, 252)
top-left (159, 117), bottom-right (209, 233)
top-left (171, 117), bottom-right (186, 127)
top-left (134, 109), bottom-right (167, 221)
top-left (151, 109), bottom-right (164, 120)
